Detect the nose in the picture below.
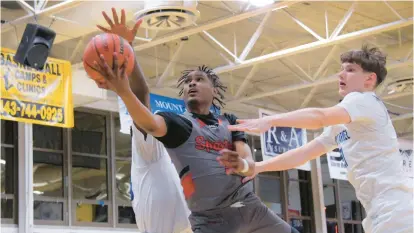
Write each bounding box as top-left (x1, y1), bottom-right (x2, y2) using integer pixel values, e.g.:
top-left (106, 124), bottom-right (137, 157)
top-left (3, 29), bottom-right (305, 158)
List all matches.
top-left (338, 70), bottom-right (345, 79)
top-left (189, 80), bottom-right (197, 87)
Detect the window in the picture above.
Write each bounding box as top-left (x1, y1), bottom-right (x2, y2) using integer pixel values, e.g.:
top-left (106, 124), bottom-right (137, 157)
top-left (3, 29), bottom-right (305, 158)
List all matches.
top-left (33, 124), bottom-right (65, 222)
top-left (114, 116), bottom-right (135, 226)
top-left (1, 120), bottom-right (18, 223)
top-left (287, 169), bottom-right (313, 233)
top-left (71, 111), bottom-right (109, 225)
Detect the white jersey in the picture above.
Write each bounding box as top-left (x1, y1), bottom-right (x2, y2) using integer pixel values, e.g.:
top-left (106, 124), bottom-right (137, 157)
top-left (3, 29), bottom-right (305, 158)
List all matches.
top-left (316, 92), bottom-right (413, 233)
top-left (130, 125), bottom-right (192, 233)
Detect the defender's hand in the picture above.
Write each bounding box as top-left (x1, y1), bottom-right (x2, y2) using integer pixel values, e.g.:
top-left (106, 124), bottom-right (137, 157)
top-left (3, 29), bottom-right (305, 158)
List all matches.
top-left (217, 149), bottom-right (255, 178)
top-left (97, 8), bottom-right (142, 44)
top-left (227, 117), bottom-right (274, 134)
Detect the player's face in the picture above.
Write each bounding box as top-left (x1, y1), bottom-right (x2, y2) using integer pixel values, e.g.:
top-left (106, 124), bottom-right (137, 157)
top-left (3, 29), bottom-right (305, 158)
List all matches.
top-left (337, 62), bottom-right (374, 97)
top-left (182, 71), bottom-right (214, 107)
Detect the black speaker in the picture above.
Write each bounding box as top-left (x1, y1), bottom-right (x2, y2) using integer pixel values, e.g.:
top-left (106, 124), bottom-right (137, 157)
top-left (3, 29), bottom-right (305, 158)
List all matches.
top-left (14, 23), bottom-right (56, 70)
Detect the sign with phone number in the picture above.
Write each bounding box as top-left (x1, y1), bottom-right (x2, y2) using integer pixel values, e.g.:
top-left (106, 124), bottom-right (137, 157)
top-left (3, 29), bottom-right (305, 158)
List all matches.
top-left (0, 47), bottom-right (74, 127)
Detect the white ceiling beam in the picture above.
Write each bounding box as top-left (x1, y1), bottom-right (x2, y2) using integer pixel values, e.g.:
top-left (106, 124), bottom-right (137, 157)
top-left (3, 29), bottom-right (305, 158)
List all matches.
top-left (156, 42), bottom-right (186, 87)
top-left (202, 30), bottom-right (241, 63)
top-left (329, 2), bottom-right (356, 40)
top-left (235, 49), bottom-right (268, 98)
top-left (16, 0), bottom-right (36, 14)
top-left (239, 11), bottom-right (272, 61)
top-left (383, 1), bottom-right (405, 21)
top-left (1, 0), bottom-right (84, 33)
top-left (213, 17), bottom-right (413, 74)
top-left (391, 113), bottom-right (413, 122)
top-left (299, 45), bottom-right (339, 108)
top-left (229, 59), bottom-right (412, 103)
top-left (69, 36), bottom-right (86, 62)
top-left (325, 10), bottom-right (329, 39)
top-left (132, 1), bottom-right (299, 52)
top-left (283, 10), bottom-right (324, 41)
top-left (197, 34), bottom-right (234, 65)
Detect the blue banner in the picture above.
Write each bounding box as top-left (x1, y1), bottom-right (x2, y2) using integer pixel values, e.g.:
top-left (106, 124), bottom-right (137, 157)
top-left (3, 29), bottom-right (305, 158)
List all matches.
top-left (259, 109), bottom-right (310, 171)
top-left (118, 93), bottom-right (220, 134)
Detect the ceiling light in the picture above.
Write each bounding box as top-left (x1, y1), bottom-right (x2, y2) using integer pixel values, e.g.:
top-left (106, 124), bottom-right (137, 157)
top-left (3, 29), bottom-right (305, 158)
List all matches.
top-left (246, 0), bottom-right (275, 7)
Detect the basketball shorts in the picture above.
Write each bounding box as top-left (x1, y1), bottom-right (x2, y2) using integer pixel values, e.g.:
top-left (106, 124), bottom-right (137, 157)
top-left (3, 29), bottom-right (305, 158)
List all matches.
top-left (189, 192), bottom-right (299, 233)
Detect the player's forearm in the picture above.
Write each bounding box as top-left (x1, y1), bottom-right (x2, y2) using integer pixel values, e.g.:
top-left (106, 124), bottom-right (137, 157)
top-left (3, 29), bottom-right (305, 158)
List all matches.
top-left (119, 89), bottom-right (161, 135)
top-left (255, 147), bottom-right (310, 173)
top-left (129, 58), bottom-right (150, 107)
top-left (267, 108), bottom-right (326, 130)
top-left (255, 140), bottom-right (326, 173)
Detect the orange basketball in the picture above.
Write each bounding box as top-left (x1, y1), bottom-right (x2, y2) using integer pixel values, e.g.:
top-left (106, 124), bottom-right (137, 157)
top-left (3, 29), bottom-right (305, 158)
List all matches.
top-left (82, 33), bottom-right (135, 83)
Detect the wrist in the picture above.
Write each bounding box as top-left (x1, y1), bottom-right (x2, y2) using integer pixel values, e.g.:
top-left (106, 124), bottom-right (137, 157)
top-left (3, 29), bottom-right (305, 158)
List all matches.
top-left (118, 88), bottom-right (135, 100)
top-left (255, 161), bottom-right (266, 174)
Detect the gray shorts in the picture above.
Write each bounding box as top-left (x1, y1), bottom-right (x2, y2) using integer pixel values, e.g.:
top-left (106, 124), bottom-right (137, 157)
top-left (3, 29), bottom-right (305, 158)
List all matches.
top-left (189, 193), bottom-right (299, 233)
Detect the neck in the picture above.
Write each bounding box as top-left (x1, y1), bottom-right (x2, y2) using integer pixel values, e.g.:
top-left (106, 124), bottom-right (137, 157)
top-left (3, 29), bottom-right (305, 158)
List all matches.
top-left (187, 104), bottom-right (211, 115)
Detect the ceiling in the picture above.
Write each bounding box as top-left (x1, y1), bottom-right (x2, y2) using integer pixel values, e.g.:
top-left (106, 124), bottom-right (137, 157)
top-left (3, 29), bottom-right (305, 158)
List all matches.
top-left (1, 0), bottom-right (413, 139)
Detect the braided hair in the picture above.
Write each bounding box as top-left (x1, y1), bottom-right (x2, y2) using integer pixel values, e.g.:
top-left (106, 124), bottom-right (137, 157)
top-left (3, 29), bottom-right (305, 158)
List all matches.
top-left (177, 65), bottom-right (227, 111)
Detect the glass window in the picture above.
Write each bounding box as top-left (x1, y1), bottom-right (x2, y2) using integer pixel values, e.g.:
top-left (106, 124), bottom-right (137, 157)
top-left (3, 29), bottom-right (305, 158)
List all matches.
top-left (114, 116), bottom-right (135, 224)
top-left (72, 112), bottom-right (107, 155)
top-left (287, 170), bottom-right (312, 217)
top-left (326, 221), bottom-right (338, 233)
top-left (290, 219), bottom-right (312, 233)
top-left (1, 120), bottom-right (17, 221)
top-left (71, 111), bottom-right (109, 224)
top-left (324, 186), bottom-right (337, 219)
top-left (258, 175), bottom-right (282, 216)
top-left (72, 156), bottom-right (108, 200)
top-left (1, 120), bottom-right (15, 145)
top-left (339, 181), bottom-right (365, 221)
top-left (344, 223), bottom-right (364, 233)
top-left (33, 125), bottom-right (64, 198)
top-left (33, 201), bottom-right (63, 221)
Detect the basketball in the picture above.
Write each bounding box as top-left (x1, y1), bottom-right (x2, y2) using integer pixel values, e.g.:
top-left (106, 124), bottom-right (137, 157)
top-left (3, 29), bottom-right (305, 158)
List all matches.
top-left (82, 33), bottom-right (135, 83)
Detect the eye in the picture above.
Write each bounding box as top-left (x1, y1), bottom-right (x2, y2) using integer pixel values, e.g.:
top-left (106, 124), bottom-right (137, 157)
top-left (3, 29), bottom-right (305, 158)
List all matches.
top-left (196, 77), bottom-right (202, 82)
top-left (184, 78), bottom-right (191, 84)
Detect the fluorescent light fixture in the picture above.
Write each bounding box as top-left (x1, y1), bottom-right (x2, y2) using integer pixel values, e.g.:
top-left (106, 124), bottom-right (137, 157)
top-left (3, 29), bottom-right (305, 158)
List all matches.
top-left (0, 159), bottom-right (5, 165)
top-left (33, 190), bottom-right (44, 195)
top-left (242, 0), bottom-right (275, 7)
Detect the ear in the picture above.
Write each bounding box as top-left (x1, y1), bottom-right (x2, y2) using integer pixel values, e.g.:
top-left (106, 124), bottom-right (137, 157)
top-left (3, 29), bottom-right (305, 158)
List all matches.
top-left (365, 72), bottom-right (377, 89)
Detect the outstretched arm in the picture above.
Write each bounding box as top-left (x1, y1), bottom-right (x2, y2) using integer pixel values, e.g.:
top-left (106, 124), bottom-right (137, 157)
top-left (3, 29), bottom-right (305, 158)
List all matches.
top-left (255, 139), bottom-right (328, 173)
top-left (229, 106), bottom-right (351, 133)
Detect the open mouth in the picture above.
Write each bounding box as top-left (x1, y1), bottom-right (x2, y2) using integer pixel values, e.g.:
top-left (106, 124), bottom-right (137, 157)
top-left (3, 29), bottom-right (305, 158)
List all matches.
top-left (188, 89), bottom-right (198, 95)
top-left (339, 81), bottom-right (346, 87)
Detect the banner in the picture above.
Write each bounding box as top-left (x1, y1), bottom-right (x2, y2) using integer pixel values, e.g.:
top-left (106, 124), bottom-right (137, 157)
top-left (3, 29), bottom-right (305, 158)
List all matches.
top-left (399, 139), bottom-right (413, 178)
top-left (0, 47), bottom-right (74, 128)
top-left (327, 137), bottom-right (413, 180)
top-left (259, 109), bottom-right (311, 171)
top-left (118, 93), bottom-right (220, 134)
top-left (326, 148), bottom-right (348, 180)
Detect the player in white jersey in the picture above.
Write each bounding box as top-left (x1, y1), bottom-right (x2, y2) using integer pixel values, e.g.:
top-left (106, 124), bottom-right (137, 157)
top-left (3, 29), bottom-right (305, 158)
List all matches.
top-left (130, 126), bottom-right (191, 233)
top-left (219, 45), bottom-right (413, 233)
top-left (96, 8), bottom-right (191, 233)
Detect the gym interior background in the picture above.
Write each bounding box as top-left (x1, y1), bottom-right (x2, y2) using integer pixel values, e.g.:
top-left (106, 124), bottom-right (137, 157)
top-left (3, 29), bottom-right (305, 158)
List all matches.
top-left (1, 1), bottom-right (413, 233)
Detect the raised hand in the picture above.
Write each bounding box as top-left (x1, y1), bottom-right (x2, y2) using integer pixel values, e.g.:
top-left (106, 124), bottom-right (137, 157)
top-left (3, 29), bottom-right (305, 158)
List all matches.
top-left (93, 52), bottom-right (131, 95)
top-left (97, 8), bottom-right (142, 44)
top-left (227, 117), bottom-right (274, 134)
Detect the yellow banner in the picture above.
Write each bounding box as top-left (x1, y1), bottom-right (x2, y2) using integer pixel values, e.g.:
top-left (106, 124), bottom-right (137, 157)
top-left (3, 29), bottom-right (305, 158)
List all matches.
top-left (0, 47), bottom-right (74, 128)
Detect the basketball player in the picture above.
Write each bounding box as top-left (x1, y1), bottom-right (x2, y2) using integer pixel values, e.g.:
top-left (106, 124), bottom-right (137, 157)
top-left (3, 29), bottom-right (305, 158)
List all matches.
top-left (93, 31), bottom-right (298, 233)
top-left (221, 46), bottom-right (414, 233)
top-left (96, 8), bottom-right (192, 233)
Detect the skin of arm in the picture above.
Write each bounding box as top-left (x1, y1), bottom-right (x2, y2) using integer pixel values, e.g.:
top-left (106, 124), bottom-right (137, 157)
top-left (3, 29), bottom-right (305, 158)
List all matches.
top-left (255, 139), bottom-right (328, 173)
top-left (266, 106), bottom-right (351, 130)
top-left (234, 141), bottom-right (254, 163)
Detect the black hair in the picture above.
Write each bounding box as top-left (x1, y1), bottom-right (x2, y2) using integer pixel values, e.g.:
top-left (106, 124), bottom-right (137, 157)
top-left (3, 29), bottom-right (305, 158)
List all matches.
top-left (340, 44), bottom-right (388, 87)
top-left (177, 65), bottom-right (227, 111)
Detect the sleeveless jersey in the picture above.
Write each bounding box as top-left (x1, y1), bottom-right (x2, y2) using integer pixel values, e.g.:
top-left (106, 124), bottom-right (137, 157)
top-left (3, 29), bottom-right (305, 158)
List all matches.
top-left (165, 112), bottom-right (253, 213)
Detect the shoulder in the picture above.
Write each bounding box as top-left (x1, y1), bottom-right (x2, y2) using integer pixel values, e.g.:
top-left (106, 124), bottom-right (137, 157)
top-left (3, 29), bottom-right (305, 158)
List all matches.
top-left (222, 113), bottom-right (239, 125)
top-left (341, 92), bottom-right (379, 104)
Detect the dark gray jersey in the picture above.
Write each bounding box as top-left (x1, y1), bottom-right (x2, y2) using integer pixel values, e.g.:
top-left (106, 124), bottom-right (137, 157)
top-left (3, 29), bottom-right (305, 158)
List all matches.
top-left (165, 111), bottom-right (253, 212)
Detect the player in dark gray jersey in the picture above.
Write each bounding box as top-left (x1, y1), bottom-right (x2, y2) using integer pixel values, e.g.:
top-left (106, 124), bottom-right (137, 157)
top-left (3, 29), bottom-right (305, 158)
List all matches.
top-left (94, 55), bottom-right (298, 232)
